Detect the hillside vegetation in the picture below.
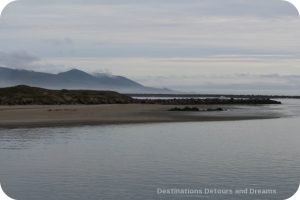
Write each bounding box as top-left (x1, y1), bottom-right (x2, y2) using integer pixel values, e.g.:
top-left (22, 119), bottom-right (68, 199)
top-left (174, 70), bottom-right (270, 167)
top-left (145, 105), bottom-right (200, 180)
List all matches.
top-left (0, 85), bottom-right (133, 105)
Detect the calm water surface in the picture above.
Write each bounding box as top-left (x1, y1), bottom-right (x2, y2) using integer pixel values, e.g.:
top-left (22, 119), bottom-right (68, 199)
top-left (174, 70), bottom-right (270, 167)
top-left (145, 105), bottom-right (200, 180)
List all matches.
top-left (0, 100), bottom-right (300, 200)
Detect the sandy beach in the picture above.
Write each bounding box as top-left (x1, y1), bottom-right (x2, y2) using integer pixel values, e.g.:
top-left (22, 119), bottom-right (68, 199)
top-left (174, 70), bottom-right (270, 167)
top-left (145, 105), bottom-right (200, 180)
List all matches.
top-left (0, 104), bottom-right (282, 128)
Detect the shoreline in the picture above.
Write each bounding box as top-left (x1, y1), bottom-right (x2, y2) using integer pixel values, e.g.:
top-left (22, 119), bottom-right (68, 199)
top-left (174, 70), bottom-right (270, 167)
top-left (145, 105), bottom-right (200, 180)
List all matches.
top-left (0, 104), bottom-right (282, 129)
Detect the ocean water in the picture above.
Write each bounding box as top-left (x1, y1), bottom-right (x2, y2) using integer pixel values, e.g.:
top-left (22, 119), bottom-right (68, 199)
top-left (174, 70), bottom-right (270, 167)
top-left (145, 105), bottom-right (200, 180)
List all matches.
top-left (0, 100), bottom-right (299, 200)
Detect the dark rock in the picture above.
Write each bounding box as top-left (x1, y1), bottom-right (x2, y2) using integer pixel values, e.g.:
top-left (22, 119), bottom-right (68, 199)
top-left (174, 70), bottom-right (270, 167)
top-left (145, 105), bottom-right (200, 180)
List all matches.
top-left (169, 106), bottom-right (200, 111)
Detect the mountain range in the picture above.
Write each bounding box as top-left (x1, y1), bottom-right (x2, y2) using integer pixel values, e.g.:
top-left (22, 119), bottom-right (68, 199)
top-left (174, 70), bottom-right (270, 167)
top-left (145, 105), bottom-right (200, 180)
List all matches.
top-left (0, 67), bottom-right (173, 94)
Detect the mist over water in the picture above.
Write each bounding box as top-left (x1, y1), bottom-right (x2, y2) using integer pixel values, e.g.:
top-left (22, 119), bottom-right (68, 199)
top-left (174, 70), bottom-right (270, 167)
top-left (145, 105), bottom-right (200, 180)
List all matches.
top-left (0, 100), bottom-right (299, 200)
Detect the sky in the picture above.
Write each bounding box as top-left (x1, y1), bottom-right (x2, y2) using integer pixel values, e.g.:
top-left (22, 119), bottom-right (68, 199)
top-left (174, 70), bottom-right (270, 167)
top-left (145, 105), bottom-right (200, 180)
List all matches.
top-left (0, 0), bottom-right (300, 94)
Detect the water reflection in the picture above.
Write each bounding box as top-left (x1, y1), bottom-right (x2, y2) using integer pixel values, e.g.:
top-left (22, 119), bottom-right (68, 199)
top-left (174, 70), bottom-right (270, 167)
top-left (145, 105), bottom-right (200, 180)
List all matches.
top-left (0, 100), bottom-right (299, 200)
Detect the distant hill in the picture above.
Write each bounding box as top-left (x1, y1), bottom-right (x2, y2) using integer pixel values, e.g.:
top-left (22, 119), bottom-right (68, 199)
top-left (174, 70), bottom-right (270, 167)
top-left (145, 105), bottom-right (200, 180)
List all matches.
top-left (0, 67), bottom-right (174, 94)
top-left (0, 85), bottom-right (133, 105)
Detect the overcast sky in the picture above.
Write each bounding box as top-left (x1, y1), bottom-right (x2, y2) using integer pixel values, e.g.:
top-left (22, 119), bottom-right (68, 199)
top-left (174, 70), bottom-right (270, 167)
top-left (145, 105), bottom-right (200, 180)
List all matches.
top-left (0, 0), bottom-right (300, 94)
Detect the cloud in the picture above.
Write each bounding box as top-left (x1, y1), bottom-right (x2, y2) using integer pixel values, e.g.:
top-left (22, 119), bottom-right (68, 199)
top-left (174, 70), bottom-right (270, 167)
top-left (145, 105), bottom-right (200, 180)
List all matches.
top-left (1, 0), bottom-right (300, 95)
top-left (0, 51), bottom-right (68, 73)
top-left (44, 37), bottom-right (73, 46)
top-left (16, 0), bottom-right (299, 17)
top-left (0, 51), bottom-right (39, 68)
top-left (0, 0), bottom-right (299, 60)
top-left (134, 73), bottom-right (300, 95)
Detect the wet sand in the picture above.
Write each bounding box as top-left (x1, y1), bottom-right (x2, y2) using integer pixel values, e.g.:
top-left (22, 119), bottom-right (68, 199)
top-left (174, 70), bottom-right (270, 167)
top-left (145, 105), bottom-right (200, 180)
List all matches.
top-left (0, 104), bottom-right (281, 128)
